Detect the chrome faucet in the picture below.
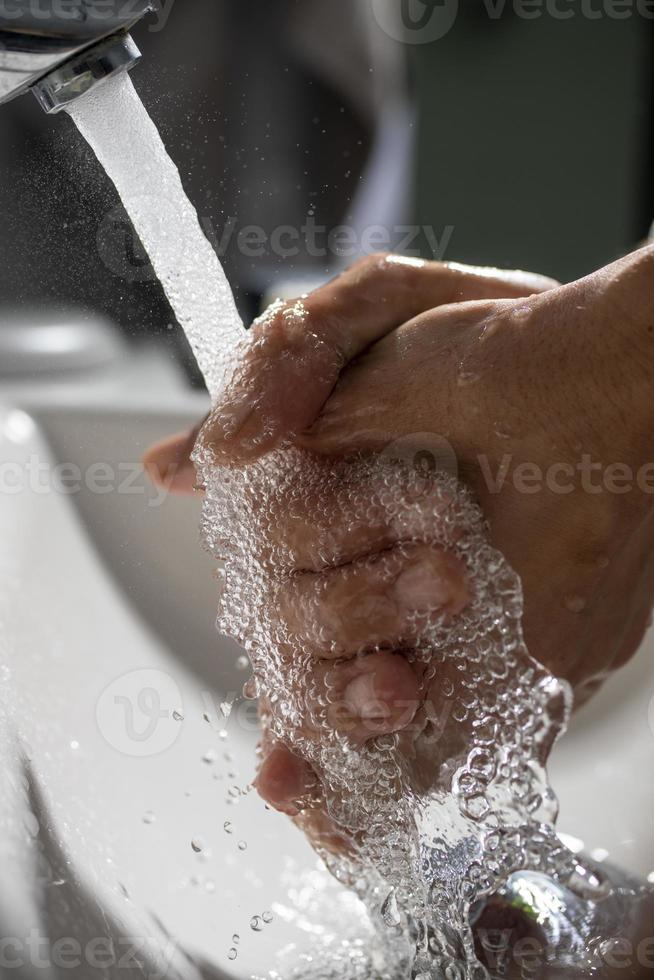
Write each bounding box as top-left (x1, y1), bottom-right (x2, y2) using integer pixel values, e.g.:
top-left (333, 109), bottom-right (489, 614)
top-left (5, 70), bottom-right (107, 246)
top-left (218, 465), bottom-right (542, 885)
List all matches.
top-left (0, 0), bottom-right (152, 113)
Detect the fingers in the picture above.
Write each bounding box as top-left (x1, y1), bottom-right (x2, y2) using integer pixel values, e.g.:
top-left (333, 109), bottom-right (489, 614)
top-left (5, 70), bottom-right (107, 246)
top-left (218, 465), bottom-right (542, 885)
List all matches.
top-left (254, 652), bottom-right (419, 796)
top-left (252, 542), bottom-right (469, 806)
top-left (254, 742), bottom-right (317, 816)
top-left (249, 456), bottom-right (457, 573)
top-left (254, 743), bottom-right (353, 855)
top-left (297, 298), bottom-right (498, 458)
top-left (200, 255), bottom-right (558, 466)
top-left (277, 543), bottom-right (469, 659)
top-left (143, 423), bottom-right (203, 495)
top-left (317, 649), bottom-right (422, 743)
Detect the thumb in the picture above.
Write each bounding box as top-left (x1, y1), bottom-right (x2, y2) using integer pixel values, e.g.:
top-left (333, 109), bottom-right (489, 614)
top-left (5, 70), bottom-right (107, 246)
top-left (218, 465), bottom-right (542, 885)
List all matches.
top-left (200, 255), bottom-right (556, 466)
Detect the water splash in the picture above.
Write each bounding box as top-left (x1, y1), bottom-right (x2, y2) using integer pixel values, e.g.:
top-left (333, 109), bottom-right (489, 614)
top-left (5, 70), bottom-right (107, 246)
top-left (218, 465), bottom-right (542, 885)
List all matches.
top-left (68, 72), bottom-right (648, 977)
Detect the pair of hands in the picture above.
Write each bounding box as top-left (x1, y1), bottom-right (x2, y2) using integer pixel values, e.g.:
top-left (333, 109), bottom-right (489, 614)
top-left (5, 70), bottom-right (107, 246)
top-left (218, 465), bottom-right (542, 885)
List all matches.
top-left (145, 247), bottom-right (654, 849)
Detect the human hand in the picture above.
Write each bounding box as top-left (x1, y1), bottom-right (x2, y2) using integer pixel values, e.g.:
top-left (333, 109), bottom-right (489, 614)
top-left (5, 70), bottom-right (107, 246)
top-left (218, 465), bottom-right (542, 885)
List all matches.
top-left (145, 248), bottom-right (654, 845)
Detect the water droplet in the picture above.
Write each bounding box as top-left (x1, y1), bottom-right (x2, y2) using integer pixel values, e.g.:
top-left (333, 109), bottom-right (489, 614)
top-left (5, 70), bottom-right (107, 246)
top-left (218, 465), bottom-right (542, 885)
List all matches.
top-left (223, 821), bottom-right (233, 834)
top-left (493, 422), bottom-right (513, 440)
top-left (232, 933), bottom-right (240, 945)
top-left (250, 915), bottom-right (263, 931)
top-left (228, 948), bottom-right (238, 960)
top-left (142, 811), bottom-right (156, 825)
top-left (564, 595), bottom-right (586, 614)
top-left (172, 709), bottom-right (184, 722)
top-left (567, 862), bottom-right (611, 901)
top-left (205, 879), bottom-right (215, 893)
top-left (380, 890), bottom-right (400, 927)
top-left (262, 910), bottom-right (273, 924)
top-left (457, 370), bottom-right (480, 387)
top-left (238, 840), bottom-right (247, 851)
top-left (191, 838), bottom-right (205, 853)
top-left (243, 678), bottom-right (258, 700)
top-left (236, 655), bottom-right (249, 670)
top-left (202, 748), bottom-right (218, 764)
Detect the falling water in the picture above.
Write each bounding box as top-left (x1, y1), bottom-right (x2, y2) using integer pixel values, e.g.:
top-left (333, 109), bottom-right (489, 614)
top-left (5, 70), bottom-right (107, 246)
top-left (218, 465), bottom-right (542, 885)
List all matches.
top-left (68, 72), bottom-right (242, 399)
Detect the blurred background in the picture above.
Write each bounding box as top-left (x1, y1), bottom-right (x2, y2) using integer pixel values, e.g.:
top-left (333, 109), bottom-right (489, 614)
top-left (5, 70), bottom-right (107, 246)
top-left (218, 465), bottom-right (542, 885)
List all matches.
top-left (0, 0), bottom-right (652, 385)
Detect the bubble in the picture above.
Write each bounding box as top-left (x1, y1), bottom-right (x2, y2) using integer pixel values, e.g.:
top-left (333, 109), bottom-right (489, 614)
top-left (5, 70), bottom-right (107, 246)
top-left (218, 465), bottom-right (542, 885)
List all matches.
top-left (564, 595), bottom-right (586, 614)
top-left (223, 821), bottom-right (233, 834)
top-left (567, 862), bottom-right (611, 901)
top-left (142, 811), bottom-right (156, 825)
top-left (191, 838), bottom-right (204, 854)
top-left (172, 709), bottom-right (184, 722)
top-left (381, 890), bottom-right (401, 927)
top-left (250, 915), bottom-right (263, 931)
top-left (262, 910), bottom-right (274, 924)
top-left (70, 73), bottom-right (612, 975)
top-left (238, 840), bottom-right (247, 851)
top-left (493, 422), bottom-right (513, 440)
top-left (228, 948), bottom-right (238, 961)
top-left (242, 678), bottom-right (258, 700)
top-left (457, 371), bottom-right (480, 387)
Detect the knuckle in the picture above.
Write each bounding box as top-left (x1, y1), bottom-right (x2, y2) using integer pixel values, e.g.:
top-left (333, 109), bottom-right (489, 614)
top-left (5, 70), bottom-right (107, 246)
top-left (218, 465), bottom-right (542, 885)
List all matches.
top-left (250, 299), bottom-right (293, 345)
top-left (348, 252), bottom-right (393, 283)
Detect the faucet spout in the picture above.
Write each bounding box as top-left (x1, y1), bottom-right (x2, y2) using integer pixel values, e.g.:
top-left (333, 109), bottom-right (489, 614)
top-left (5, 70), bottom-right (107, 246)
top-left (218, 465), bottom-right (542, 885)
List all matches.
top-left (0, 0), bottom-right (152, 112)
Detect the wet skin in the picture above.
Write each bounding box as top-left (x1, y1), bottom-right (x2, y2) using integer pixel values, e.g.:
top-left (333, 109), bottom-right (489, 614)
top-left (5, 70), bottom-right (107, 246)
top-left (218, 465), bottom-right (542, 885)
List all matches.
top-left (144, 248), bottom-right (654, 849)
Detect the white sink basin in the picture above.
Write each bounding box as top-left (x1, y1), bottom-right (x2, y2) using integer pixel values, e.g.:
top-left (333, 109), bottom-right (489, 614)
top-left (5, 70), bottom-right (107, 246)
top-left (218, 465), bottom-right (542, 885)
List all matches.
top-left (0, 400), bottom-right (652, 975)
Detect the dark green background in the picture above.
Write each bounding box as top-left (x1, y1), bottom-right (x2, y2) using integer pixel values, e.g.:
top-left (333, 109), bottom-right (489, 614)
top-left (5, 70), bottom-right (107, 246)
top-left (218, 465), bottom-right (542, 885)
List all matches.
top-left (412, 12), bottom-right (653, 282)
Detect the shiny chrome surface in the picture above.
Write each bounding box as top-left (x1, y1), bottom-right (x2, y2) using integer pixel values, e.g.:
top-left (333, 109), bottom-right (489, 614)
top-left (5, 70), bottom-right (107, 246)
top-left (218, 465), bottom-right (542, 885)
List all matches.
top-left (0, 0), bottom-right (152, 106)
top-left (32, 30), bottom-right (140, 112)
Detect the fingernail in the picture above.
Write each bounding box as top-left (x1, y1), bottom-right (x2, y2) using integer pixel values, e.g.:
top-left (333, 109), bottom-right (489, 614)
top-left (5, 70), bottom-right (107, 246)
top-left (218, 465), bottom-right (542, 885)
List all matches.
top-left (394, 559), bottom-right (453, 612)
top-left (343, 672), bottom-right (391, 721)
top-left (254, 747), bottom-right (315, 816)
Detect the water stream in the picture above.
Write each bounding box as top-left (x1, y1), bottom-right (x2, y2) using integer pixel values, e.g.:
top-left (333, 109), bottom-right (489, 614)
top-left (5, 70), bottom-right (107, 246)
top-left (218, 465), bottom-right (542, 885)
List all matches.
top-left (68, 73), bottom-right (242, 401)
top-left (67, 73), bottom-right (650, 979)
